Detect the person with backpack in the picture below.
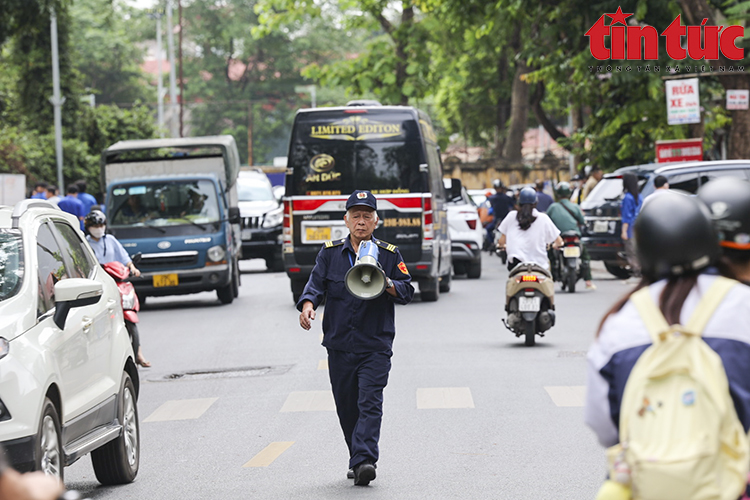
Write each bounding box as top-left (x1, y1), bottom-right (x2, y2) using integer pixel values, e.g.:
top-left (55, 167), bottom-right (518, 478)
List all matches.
top-left (585, 191), bottom-right (750, 500)
top-left (698, 177), bottom-right (750, 285)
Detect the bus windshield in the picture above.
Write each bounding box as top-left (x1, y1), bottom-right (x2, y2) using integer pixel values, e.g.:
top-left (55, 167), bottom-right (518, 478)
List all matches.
top-left (288, 110), bottom-right (427, 196)
top-left (108, 180), bottom-right (220, 228)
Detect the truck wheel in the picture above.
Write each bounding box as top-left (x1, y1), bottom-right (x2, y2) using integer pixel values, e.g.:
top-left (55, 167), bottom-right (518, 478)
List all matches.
top-left (217, 266), bottom-right (236, 304)
top-left (91, 373), bottom-right (139, 485)
top-left (232, 259), bottom-right (240, 298)
top-left (453, 262), bottom-right (467, 275)
top-left (419, 277), bottom-right (439, 302)
top-left (467, 259), bottom-right (482, 279)
top-left (36, 398), bottom-right (63, 480)
top-left (266, 252), bottom-right (285, 272)
top-left (439, 270), bottom-right (451, 293)
top-left (291, 278), bottom-right (307, 304)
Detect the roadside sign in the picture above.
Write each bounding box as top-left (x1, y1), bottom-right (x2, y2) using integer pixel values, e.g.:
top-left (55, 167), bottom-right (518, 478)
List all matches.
top-left (666, 78), bottom-right (701, 125)
top-left (655, 138), bottom-right (703, 163)
top-left (727, 89), bottom-right (749, 110)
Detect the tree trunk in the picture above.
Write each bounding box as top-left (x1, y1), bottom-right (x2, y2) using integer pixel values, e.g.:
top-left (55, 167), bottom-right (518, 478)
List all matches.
top-left (678, 0), bottom-right (750, 158)
top-left (495, 52), bottom-right (509, 156)
top-left (502, 59), bottom-right (530, 163)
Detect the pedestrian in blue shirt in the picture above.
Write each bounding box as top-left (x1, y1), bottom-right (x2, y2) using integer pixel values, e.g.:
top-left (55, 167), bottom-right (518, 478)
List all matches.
top-left (29, 181), bottom-right (48, 199)
top-left (620, 173), bottom-right (642, 277)
top-left (297, 190), bottom-right (414, 486)
top-left (75, 179), bottom-right (98, 215)
top-left (534, 180), bottom-right (554, 212)
top-left (56, 184), bottom-right (86, 230)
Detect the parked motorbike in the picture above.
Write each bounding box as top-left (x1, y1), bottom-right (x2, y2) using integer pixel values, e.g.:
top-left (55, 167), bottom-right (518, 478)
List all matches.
top-left (553, 230), bottom-right (582, 293)
top-left (503, 262), bottom-right (556, 346)
top-left (102, 255), bottom-right (141, 361)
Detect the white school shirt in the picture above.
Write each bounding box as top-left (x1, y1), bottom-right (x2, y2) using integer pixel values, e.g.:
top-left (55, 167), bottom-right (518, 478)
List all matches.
top-left (497, 209), bottom-right (560, 269)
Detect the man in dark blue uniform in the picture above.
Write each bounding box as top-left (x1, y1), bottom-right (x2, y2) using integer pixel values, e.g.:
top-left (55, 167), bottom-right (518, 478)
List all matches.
top-left (297, 190), bottom-right (414, 486)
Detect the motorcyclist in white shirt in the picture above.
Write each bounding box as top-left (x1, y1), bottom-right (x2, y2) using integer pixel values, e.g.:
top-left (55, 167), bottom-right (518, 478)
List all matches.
top-left (496, 187), bottom-right (562, 271)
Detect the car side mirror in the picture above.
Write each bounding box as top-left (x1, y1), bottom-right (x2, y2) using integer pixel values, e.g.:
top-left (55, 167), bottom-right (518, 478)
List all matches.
top-left (447, 178), bottom-right (462, 202)
top-left (227, 207), bottom-right (241, 225)
top-left (53, 279), bottom-right (103, 329)
top-left (273, 185), bottom-right (285, 203)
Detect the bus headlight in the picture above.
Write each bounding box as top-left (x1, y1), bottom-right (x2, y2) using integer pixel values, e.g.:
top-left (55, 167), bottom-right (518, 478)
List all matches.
top-left (207, 245), bottom-right (226, 263)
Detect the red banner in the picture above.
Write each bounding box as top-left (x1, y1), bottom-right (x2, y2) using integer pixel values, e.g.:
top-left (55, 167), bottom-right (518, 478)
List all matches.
top-left (655, 138), bottom-right (703, 163)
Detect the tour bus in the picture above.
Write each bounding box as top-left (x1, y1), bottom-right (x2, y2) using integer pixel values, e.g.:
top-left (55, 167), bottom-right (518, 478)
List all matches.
top-left (282, 101), bottom-right (452, 303)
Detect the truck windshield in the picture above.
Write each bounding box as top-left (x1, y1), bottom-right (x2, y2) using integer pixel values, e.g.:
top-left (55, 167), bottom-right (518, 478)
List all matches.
top-left (0, 230), bottom-right (23, 302)
top-left (288, 110), bottom-right (426, 196)
top-left (108, 180), bottom-right (221, 228)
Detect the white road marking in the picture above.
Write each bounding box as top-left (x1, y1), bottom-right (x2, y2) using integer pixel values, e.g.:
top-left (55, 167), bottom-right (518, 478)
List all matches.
top-left (143, 398), bottom-right (218, 422)
top-left (243, 441), bottom-right (295, 467)
top-left (280, 391), bottom-right (336, 412)
top-left (416, 387), bottom-right (475, 409)
top-left (317, 359), bottom-right (328, 370)
top-left (544, 386), bottom-right (586, 407)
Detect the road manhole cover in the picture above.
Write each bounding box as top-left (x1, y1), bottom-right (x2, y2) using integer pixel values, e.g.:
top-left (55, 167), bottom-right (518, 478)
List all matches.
top-left (557, 351), bottom-right (587, 358)
top-left (157, 365), bottom-right (293, 382)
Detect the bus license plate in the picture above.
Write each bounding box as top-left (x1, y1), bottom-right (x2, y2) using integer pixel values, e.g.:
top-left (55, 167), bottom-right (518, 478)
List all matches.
top-left (563, 246), bottom-right (581, 258)
top-left (306, 226), bottom-right (331, 242)
top-left (593, 220), bottom-right (610, 233)
top-left (153, 274), bottom-right (179, 287)
top-left (519, 297), bottom-right (540, 312)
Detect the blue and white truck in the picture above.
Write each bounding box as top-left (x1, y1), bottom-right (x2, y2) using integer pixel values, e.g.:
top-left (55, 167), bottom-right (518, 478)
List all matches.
top-left (101, 136), bottom-right (242, 304)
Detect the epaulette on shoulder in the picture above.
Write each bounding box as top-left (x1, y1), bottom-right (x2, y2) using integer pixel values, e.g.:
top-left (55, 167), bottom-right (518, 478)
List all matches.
top-left (375, 239), bottom-right (397, 253)
top-left (324, 239), bottom-right (345, 249)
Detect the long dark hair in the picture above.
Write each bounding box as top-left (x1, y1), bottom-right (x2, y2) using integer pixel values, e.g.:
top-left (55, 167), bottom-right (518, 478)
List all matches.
top-left (516, 203), bottom-right (537, 230)
top-left (622, 173), bottom-right (639, 204)
top-left (596, 273), bottom-right (701, 336)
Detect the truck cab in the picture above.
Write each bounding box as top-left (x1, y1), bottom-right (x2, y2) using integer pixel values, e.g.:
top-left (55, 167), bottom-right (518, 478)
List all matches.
top-left (101, 136), bottom-right (242, 304)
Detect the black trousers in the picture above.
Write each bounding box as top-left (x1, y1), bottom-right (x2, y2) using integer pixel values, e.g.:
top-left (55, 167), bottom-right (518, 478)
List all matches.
top-left (327, 348), bottom-right (392, 469)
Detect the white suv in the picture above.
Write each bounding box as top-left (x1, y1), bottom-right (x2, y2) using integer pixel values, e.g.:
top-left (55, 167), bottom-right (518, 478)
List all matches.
top-left (444, 179), bottom-right (483, 279)
top-left (0, 200), bottom-right (140, 484)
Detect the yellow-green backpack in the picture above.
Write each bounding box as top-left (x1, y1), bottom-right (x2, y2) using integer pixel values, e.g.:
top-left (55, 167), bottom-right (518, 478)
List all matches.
top-left (604, 277), bottom-right (749, 500)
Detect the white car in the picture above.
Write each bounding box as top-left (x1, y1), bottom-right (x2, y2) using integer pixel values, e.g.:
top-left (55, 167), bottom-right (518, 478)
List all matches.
top-left (237, 169), bottom-right (284, 271)
top-left (444, 179), bottom-right (483, 279)
top-left (0, 200), bottom-right (140, 484)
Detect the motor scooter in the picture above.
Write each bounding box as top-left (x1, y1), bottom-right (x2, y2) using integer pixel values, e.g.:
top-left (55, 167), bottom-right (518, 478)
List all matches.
top-left (102, 256), bottom-right (142, 363)
top-left (554, 230), bottom-right (582, 293)
top-left (503, 262), bottom-right (556, 346)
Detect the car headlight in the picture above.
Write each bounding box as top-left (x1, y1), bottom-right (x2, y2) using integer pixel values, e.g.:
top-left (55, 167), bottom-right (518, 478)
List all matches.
top-left (262, 207), bottom-right (284, 228)
top-left (207, 245), bottom-right (226, 263)
top-left (0, 337), bottom-right (8, 360)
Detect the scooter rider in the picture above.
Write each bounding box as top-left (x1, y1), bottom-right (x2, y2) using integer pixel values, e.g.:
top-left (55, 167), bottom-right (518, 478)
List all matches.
top-left (84, 210), bottom-right (150, 367)
top-left (584, 192), bottom-right (750, 495)
top-left (497, 187), bottom-right (562, 271)
top-left (697, 177), bottom-right (750, 284)
top-left (546, 182), bottom-right (595, 290)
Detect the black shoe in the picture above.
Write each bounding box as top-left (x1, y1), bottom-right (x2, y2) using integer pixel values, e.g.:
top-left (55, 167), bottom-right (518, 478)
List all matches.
top-left (347, 468), bottom-right (354, 479)
top-left (353, 461), bottom-right (376, 486)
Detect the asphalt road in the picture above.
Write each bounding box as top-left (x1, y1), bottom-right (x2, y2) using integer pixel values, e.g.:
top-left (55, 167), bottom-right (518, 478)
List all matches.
top-left (64, 255), bottom-right (632, 499)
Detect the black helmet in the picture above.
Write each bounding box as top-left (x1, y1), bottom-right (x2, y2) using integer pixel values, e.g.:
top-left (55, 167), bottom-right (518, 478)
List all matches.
top-left (518, 187), bottom-right (537, 205)
top-left (634, 191), bottom-right (718, 280)
top-left (697, 177), bottom-right (750, 252)
top-left (84, 210), bottom-right (107, 228)
top-left (555, 182), bottom-right (571, 199)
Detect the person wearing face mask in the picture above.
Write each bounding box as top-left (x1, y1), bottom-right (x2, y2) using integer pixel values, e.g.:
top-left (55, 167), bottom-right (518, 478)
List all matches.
top-left (84, 210), bottom-right (150, 367)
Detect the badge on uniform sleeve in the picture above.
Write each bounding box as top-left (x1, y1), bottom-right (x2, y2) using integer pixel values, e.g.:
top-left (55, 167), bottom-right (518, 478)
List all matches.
top-left (398, 261), bottom-right (409, 275)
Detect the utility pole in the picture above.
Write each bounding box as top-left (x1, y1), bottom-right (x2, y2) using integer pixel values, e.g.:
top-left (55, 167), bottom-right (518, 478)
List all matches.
top-left (166, 0), bottom-right (178, 138)
top-left (147, 8), bottom-right (166, 137)
top-left (247, 102), bottom-right (253, 165)
top-left (49, 8), bottom-right (65, 192)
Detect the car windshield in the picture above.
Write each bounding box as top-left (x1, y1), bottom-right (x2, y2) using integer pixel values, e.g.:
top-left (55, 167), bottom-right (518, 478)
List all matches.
top-left (238, 179), bottom-right (274, 202)
top-left (0, 230), bottom-right (23, 302)
top-left (108, 180), bottom-right (221, 228)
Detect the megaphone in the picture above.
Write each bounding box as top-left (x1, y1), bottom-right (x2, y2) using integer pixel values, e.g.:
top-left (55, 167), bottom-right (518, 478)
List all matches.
top-left (345, 240), bottom-right (387, 300)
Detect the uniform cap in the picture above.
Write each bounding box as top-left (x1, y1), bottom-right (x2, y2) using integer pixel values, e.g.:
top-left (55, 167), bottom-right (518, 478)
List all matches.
top-left (346, 190), bottom-right (377, 211)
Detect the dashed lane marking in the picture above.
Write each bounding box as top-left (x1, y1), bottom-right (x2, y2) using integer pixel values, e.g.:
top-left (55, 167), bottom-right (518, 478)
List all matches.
top-left (280, 391), bottom-right (336, 412)
top-left (416, 387), bottom-right (475, 409)
top-left (143, 398), bottom-right (218, 422)
top-left (318, 359), bottom-right (328, 370)
top-left (544, 386), bottom-right (586, 407)
top-left (243, 441), bottom-right (295, 467)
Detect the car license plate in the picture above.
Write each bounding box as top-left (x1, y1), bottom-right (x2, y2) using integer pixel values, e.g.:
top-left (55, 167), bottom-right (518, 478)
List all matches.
top-left (519, 296), bottom-right (540, 312)
top-left (241, 229), bottom-right (253, 240)
top-left (563, 246), bottom-right (581, 258)
top-left (593, 220), bottom-right (610, 233)
top-left (306, 226), bottom-right (331, 242)
top-left (153, 274), bottom-right (179, 287)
